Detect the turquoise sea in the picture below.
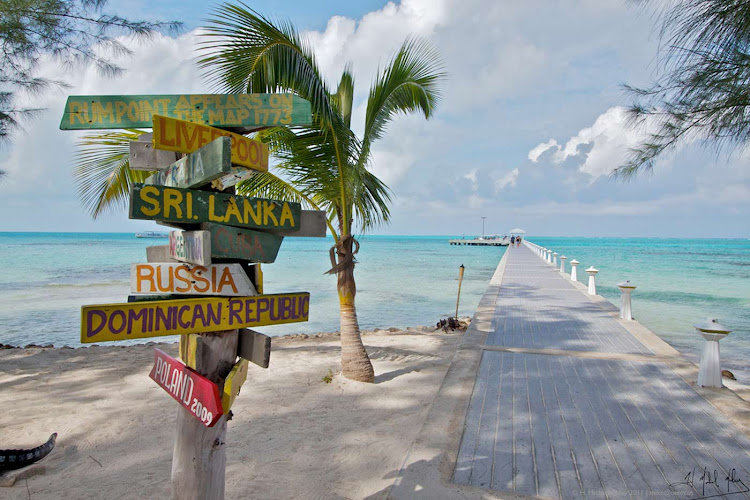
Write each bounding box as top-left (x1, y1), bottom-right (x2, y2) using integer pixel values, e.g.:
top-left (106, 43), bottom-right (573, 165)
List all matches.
top-left (0, 233), bottom-right (748, 372)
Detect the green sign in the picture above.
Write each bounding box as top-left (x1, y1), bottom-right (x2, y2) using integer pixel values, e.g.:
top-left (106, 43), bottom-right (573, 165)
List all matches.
top-left (128, 183), bottom-right (301, 231)
top-left (203, 222), bottom-right (283, 264)
top-left (145, 137), bottom-right (232, 189)
top-left (60, 93), bottom-right (313, 130)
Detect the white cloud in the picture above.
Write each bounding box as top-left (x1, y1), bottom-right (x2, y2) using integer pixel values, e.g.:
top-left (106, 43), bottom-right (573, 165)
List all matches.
top-left (494, 168), bottom-right (519, 191)
top-left (528, 139), bottom-right (559, 162)
top-left (463, 168), bottom-right (478, 190)
top-left (526, 106), bottom-right (659, 181)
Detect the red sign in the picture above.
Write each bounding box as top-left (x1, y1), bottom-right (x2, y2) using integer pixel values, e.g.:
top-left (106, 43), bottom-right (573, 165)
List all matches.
top-left (148, 348), bottom-right (223, 427)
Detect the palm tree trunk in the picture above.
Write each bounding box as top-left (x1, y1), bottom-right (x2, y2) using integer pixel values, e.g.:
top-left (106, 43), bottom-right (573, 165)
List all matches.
top-left (336, 236), bottom-right (374, 383)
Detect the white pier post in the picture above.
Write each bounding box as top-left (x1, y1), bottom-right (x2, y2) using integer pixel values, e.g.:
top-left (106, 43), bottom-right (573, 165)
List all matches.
top-left (586, 266), bottom-right (598, 295)
top-left (617, 280), bottom-right (636, 320)
top-left (695, 318), bottom-right (731, 388)
top-left (570, 259), bottom-right (579, 281)
top-left (547, 250), bottom-right (552, 264)
top-left (560, 255), bottom-right (567, 274)
top-left (552, 252), bottom-right (558, 267)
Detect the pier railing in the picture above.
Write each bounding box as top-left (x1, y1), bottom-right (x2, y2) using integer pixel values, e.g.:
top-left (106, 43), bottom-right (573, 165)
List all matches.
top-left (523, 239), bottom-right (734, 389)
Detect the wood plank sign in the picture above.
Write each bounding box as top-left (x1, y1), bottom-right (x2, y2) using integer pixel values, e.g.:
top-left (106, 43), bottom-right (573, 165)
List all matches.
top-left (146, 244), bottom-right (176, 263)
top-left (169, 230), bottom-right (211, 266)
top-left (211, 167), bottom-right (256, 191)
top-left (221, 359), bottom-right (248, 413)
top-left (129, 133), bottom-right (178, 171)
top-left (152, 115), bottom-right (268, 171)
top-left (130, 263), bottom-right (256, 296)
top-left (145, 137), bottom-right (233, 189)
top-left (129, 183), bottom-right (301, 232)
top-left (81, 292), bottom-right (310, 343)
top-left (149, 348), bottom-right (223, 427)
top-left (203, 223), bottom-right (283, 264)
top-left (60, 93), bottom-right (312, 130)
top-left (237, 328), bottom-right (271, 369)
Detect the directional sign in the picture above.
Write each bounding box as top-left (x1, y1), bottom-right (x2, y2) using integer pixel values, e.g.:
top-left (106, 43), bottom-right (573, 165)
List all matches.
top-left (169, 230), bottom-right (211, 266)
top-left (129, 133), bottom-right (178, 171)
top-left (129, 183), bottom-right (301, 231)
top-left (145, 137), bottom-right (233, 189)
top-left (238, 328), bottom-right (271, 369)
top-left (146, 244), bottom-right (177, 263)
top-left (203, 223), bottom-right (283, 264)
top-left (60, 93), bottom-right (312, 130)
top-left (211, 167), bottom-right (256, 191)
top-left (130, 263), bottom-right (256, 296)
top-left (149, 348), bottom-right (223, 427)
top-left (152, 115), bottom-right (268, 171)
top-left (81, 292), bottom-right (310, 343)
top-left (267, 210), bottom-right (327, 238)
top-left (221, 359), bottom-right (249, 413)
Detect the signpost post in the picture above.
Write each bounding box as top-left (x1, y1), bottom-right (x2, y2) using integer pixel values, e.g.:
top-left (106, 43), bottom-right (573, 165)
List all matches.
top-left (63, 89), bottom-right (314, 500)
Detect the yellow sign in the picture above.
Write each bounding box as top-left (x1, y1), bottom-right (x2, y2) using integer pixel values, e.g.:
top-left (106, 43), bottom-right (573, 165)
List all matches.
top-left (152, 115), bottom-right (268, 171)
top-left (222, 359), bottom-right (249, 412)
top-left (81, 292), bottom-right (310, 343)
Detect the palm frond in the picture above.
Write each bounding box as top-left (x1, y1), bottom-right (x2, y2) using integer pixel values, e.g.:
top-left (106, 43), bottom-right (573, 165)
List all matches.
top-left (198, 3), bottom-right (336, 127)
top-left (332, 66), bottom-right (354, 128)
top-left (73, 129), bottom-right (150, 218)
top-left (361, 36), bottom-right (445, 166)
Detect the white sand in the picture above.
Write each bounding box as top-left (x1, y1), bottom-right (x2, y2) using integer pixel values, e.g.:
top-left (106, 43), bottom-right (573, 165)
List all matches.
top-left (0, 327), bottom-right (463, 499)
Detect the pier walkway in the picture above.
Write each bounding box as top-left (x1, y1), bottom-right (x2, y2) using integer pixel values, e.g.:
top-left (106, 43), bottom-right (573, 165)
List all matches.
top-left (390, 243), bottom-right (750, 499)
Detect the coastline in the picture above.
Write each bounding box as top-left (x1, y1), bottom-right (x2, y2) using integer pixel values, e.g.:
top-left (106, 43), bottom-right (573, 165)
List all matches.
top-left (0, 325), bottom-right (465, 498)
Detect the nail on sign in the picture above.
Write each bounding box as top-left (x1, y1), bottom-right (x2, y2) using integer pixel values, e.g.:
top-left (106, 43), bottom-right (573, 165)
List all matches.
top-left (149, 348), bottom-right (223, 427)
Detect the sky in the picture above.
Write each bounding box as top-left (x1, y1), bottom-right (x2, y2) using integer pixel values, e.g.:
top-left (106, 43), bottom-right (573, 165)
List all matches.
top-left (1, 0), bottom-right (749, 237)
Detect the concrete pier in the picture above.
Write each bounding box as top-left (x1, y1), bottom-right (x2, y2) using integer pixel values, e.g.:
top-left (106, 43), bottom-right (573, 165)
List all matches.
top-left (390, 243), bottom-right (750, 499)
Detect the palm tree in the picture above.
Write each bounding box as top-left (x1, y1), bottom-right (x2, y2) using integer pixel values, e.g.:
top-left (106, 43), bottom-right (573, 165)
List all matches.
top-left (198, 4), bottom-right (445, 382)
top-left (71, 4), bottom-right (444, 383)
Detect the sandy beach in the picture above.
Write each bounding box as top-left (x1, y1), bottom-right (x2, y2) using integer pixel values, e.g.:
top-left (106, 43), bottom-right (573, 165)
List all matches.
top-left (0, 326), bottom-right (463, 499)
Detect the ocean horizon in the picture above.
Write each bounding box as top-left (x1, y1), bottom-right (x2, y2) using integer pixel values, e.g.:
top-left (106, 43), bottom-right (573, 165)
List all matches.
top-left (1, 232), bottom-right (748, 373)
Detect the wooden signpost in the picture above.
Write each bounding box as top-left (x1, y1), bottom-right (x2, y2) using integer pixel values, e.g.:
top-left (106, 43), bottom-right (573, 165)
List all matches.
top-left (63, 88), bottom-right (317, 500)
top-left (152, 115), bottom-right (268, 171)
top-left (145, 137), bottom-right (233, 189)
top-left (60, 93), bottom-right (313, 130)
top-left (129, 183), bottom-right (301, 231)
top-left (130, 263), bottom-right (256, 296)
top-left (169, 230), bottom-right (211, 266)
top-left (149, 348), bottom-right (223, 427)
top-left (81, 292), bottom-right (310, 343)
